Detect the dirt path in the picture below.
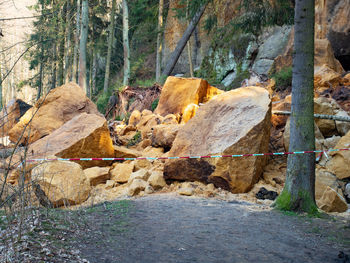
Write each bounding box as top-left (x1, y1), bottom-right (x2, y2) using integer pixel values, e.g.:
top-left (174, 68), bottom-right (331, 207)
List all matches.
top-left (71, 194), bottom-right (350, 263)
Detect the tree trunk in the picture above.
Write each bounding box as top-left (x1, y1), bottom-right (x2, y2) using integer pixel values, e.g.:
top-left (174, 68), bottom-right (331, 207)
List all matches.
top-left (92, 46), bottom-right (97, 95)
top-left (155, 0), bottom-right (164, 82)
top-left (37, 41), bottom-right (44, 100)
top-left (72, 0), bottom-right (81, 83)
top-left (122, 0), bottom-right (130, 86)
top-left (274, 0), bottom-right (317, 214)
top-left (78, 0), bottom-right (89, 93)
top-left (103, 0), bottom-right (117, 93)
top-left (162, 2), bottom-right (208, 77)
top-left (64, 0), bottom-right (72, 83)
top-left (51, 43), bottom-right (57, 91)
top-left (186, 0), bottom-right (194, 77)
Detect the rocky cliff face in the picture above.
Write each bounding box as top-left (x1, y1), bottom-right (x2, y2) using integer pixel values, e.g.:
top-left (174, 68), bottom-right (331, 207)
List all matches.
top-left (163, 0), bottom-right (241, 75)
top-left (163, 0), bottom-right (350, 80)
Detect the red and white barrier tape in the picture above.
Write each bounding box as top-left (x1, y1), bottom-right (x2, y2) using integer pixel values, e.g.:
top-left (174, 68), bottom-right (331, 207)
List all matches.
top-left (23, 148), bottom-right (350, 163)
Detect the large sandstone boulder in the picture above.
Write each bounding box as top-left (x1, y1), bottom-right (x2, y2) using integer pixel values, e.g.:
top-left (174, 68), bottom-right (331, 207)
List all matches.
top-left (318, 186), bottom-right (348, 213)
top-left (154, 77), bottom-right (223, 118)
top-left (164, 86), bottom-right (271, 193)
top-left (0, 99), bottom-right (32, 137)
top-left (25, 113), bottom-right (114, 169)
top-left (31, 161), bottom-right (90, 207)
top-left (9, 83), bottom-right (100, 144)
top-left (326, 130), bottom-right (350, 179)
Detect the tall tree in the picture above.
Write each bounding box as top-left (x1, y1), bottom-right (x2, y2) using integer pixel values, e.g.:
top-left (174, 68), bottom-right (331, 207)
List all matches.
top-left (64, 0), bottom-right (72, 83)
top-left (155, 0), bottom-right (164, 82)
top-left (274, 0), bottom-right (317, 213)
top-left (72, 0), bottom-right (81, 82)
top-left (162, 1), bottom-right (208, 77)
top-left (186, 0), bottom-right (194, 77)
top-left (122, 0), bottom-right (130, 86)
top-left (78, 0), bottom-right (89, 94)
top-left (103, 0), bottom-right (117, 93)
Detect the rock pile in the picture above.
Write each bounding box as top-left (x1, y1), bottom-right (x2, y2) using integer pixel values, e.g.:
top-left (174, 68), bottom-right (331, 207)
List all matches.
top-left (1, 75), bottom-right (349, 213)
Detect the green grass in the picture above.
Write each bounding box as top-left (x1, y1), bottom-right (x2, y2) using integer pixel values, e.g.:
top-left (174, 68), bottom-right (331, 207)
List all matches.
top-left (127, 131), bottom-right (142, 147)
top-left (151, 98), bottom-right (159, 112)
top-left (270, 66), bottom-right (292, 91)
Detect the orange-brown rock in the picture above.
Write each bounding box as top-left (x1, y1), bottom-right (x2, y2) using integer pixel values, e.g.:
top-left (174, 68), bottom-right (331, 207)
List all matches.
top-left (318, 186), bottom-right (348, 213)
top-left (327, 130), bottom-right (350, 180)
top-left (151, 124), bottom-right (183, 149)
top-left (8, 83), bottom-right (100, 144)
top-left (25, 113), bottom-right (114, 169)
top-left (314, 65), bottom-right (342, 90)
top-left (31, 160), bottom-right (90, 207)
top-left (136, 113), bottom-right (163, 139)
top-left (271, 95), bottom-right (291, 128)
top-left (110, 162), bottom-right (134, 183)
top-left (114, 146), bottom-right (142, 158)
top-left (314, 39), bottom-right (344, 74)
top-left (164, 86), bottom-right (271, 193)
top-left (84, 167), bottom-right (110, 186)
top-left (315, 168), bottom-right (340, 201)
top-left (314, 97), bottom-right (337, 137)
top-left (162, 114), bottom-right (179, 124)
top-left (0, 99), bottom-right (32, 137)
top-left (181, 103), bottom-right (199, 124)
top-left (155, 77), bottom-right (223, 117)
top-left (129, 110), bottom-right (141, 126)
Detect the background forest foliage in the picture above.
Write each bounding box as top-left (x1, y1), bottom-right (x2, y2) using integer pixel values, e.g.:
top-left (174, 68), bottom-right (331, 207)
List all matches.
top-left (25, 0), bottom-right (294, 113)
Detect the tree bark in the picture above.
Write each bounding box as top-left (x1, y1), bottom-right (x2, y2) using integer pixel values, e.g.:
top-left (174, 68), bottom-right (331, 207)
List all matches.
top-left (92, 45), bottom-right (97, 95)
top-left (162, 2), bottom-right (208, 77)
top-left (274, 0), bottom-right (317, 214)
top-left (64, 0), bottom-right (72, 83)
top-left (122, 0), bottom-right (130, 86)
top-left (155, 0), bottom-right (164, 82)
top-left (103, 0), bottom-right (117, 93)
top-left (72, 0), bottom-right (81, 83)
top-left (37, 45), bottom-right (44, 100)
top-left (51, 43), bottom-right (57, 91)
top-left (186, 0), bottom-right (194, 77)
top-left (78, 0), bottom-right (89, 93)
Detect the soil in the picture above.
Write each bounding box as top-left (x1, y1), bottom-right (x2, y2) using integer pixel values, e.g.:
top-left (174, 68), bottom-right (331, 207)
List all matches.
top-left (72, 194), bottom-right (350, 263)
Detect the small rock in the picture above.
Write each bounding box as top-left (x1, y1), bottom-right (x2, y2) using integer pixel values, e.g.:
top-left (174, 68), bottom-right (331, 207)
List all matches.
top-left (129, 110), bottom-right (141, 126)
top-left (110, 162), bottom-right (134, 183)
top-left (178, 187), bottom-right (194, 196)
top-left (147, 171), bottom-right (166, 190)
top-left (128, 179), bottom-right (147, 196)
top-left (128, 169), bottom-right (150, 183)
top-left (145, 184), bottom-right (154, 194)
top-left (105, 180), bottom-right (115, 189)
top-left (206, 183), bottom-right (215, 192)
top-left (84, 167), bottom-right (110, 186)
